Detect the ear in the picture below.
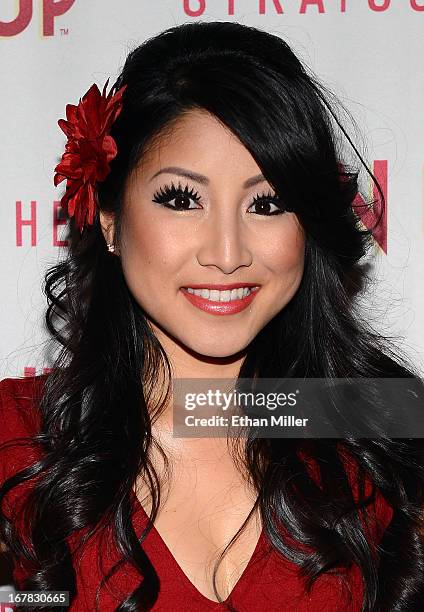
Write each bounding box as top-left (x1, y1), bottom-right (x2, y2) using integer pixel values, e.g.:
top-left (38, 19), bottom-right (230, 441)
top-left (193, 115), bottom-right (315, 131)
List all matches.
top-left (99, 210), bottom-right (116, 245)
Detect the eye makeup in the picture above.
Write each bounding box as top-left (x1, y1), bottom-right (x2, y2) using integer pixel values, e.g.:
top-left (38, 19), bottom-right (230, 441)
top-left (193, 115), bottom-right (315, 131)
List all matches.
top-left (151, 180), bottom-right (288, 215)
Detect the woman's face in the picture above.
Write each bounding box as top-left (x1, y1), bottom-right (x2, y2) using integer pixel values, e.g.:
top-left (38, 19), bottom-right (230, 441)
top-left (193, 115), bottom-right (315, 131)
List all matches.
top-left (101, 109), bottom-right (305, 359)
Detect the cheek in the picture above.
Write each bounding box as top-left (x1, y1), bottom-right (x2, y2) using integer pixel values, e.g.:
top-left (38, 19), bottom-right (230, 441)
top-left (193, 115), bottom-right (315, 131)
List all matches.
top-left (261, 223), bottom-right (305, 314)
top-left (263, 219), bottom-right (305, 282)
top-left (120, 213), bottom-right (188, 292)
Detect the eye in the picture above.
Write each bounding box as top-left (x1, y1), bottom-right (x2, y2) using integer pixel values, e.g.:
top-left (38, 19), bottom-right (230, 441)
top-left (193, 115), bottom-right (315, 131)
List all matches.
top-left (151, 182), bottom-right (289, 216)
top-left (152, 181), bottom-right (202, 211)
top-left (247, 191), bottom-right (288, 216)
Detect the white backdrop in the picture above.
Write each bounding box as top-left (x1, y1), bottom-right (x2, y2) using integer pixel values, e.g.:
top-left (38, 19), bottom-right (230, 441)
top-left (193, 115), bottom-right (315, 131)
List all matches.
top-left (1, 0), bottom-right (423, 379)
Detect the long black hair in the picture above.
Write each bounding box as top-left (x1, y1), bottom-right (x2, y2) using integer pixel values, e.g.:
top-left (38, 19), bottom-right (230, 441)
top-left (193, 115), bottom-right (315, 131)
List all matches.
top-left (1, 21), bottom-right (424, 611)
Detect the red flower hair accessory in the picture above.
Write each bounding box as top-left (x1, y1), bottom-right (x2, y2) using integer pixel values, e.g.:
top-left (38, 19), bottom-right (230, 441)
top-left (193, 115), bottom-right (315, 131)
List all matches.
top-left (54, 78), bottom-right (127, 233)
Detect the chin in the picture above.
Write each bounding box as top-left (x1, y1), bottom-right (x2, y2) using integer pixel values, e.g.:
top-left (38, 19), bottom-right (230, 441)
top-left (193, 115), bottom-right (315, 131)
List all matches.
top-left (183, 336), bottom-right (251, 360)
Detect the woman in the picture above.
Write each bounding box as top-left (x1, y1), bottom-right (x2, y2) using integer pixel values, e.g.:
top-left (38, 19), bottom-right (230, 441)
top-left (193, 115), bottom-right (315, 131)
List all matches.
top-left (1, 20), bottom-right (424, 612)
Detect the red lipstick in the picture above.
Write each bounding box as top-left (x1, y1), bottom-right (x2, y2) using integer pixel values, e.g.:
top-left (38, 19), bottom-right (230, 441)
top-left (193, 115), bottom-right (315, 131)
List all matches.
top-left (180, 285), bottom-right (260, 315)
top-left (182, 283), bottom-right (259, 291)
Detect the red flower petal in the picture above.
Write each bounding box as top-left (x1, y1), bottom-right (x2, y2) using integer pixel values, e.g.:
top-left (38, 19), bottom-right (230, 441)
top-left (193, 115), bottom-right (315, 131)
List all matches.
top-left (65, 104), bottom-right (77, 123)
top-left (54, 155), bottom-right (83, 180)
top-left (102, 134), bottom-right (118, 162)
top-left (86, 182), bottom-right (97, 226)
top-left (69, 181), bottom-right (87, 229)
top-left (60, 178), bottom-right (81, 217)
top-left (54, 174), bottom-right (65, 187)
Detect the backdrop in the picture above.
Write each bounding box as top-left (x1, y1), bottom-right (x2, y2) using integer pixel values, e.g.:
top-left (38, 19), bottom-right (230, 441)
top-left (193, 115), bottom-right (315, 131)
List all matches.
top-left (1, 0), bottom-right (423, 381)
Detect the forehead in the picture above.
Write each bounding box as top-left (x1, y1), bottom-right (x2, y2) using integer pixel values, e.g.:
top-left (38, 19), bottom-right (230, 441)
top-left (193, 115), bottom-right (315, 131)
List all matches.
top-left (136, 108), bottom-right (262, 179)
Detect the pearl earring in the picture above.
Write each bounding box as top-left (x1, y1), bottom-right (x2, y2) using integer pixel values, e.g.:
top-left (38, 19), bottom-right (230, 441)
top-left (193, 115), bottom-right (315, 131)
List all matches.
top-left (107, 243), bottom-right (115, 253)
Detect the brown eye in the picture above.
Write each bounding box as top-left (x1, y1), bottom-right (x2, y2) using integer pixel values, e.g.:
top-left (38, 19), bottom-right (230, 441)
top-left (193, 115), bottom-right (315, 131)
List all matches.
top-left (152, 182), bottom-right (202, 211)
top-left (248, 192), bottom-right (287, 216)
top-left (174, 194), bottom-right (194, 209)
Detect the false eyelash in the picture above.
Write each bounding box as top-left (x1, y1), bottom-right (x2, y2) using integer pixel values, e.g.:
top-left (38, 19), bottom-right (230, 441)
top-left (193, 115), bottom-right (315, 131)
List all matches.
top-left (251, 190), bottom-right (285, 206)
top-left (152, 181), bottom-right (288, 213)
top-left (245, 190), bottom-right (289, 215)
top-left (152, 181), bottom-right (201, 205)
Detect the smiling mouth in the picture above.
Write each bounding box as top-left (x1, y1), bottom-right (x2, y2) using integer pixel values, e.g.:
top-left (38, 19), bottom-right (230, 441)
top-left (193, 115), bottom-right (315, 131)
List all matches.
top-left (179, 285), bottom-right (261, 316)
top-left (181, 286), bottom-right (260, 302)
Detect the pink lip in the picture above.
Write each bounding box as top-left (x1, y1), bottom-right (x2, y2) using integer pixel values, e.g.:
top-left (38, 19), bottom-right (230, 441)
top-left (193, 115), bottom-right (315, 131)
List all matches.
top-left (182, 283), bottom-right (259, 291)
top-left (180, 287), bottom-right (260, 315)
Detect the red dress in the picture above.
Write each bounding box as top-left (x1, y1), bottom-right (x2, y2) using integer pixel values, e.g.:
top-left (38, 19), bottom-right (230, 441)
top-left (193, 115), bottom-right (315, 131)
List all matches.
top-left (0, 375), bottom-right (393, 611)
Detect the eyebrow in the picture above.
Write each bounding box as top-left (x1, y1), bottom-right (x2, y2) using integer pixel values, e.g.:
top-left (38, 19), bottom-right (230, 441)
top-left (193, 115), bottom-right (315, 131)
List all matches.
top-left (149, 166), bottom-right (267, 189)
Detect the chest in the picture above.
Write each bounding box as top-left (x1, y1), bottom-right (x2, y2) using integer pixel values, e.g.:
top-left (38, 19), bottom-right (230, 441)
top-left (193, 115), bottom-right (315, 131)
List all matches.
top-left (133, 436), bottom-right (262, 602)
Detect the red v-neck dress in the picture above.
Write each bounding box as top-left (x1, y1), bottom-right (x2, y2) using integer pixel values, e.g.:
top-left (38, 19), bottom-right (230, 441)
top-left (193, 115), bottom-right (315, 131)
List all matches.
top-left (0, 375), bottom-right (394, 611)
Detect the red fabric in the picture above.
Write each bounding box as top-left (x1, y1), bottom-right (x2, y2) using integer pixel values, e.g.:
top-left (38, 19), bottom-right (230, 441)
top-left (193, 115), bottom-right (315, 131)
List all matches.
top-left (0, 375), bottom-right (394, 611)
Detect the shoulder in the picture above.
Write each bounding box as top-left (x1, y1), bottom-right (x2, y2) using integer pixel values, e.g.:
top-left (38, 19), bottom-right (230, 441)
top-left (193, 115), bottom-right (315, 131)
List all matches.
top-left (340, 446), bottom-right (394, 540)
top-left (0, 374), bottom-right (48, 489)
top-left (0, 375), bottom-right (47, 439)
top-left (0, 374), bottom-right (47, 401)
top-left (299, 443), bottom-right (394, 544)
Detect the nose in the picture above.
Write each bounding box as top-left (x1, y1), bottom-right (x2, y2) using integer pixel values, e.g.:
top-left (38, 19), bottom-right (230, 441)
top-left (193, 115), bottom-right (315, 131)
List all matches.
top-left (196, 208), bottom-right (253, 274)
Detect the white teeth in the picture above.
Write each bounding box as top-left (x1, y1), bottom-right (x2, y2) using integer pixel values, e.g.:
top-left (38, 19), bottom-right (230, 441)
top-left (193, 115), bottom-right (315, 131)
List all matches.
top-left (184, 287), bottom-right (258, 302)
